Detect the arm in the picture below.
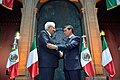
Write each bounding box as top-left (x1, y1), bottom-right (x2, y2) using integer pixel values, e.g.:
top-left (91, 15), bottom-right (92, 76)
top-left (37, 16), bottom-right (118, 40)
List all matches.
top-left (47, 36), bottom-right (80, 50)
top-left (39, 31), bottom-right (60, 57)
top-left (39, 31), bottom-right (50, 47)
top-left (58, 37), bottom-right (80, 50)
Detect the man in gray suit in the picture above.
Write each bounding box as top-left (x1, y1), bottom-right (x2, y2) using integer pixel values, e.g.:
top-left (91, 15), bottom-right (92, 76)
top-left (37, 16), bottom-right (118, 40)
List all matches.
top-left (47, 25), bottom-right (82, 80)
top-left (37, 22), bottom-right (62, 80)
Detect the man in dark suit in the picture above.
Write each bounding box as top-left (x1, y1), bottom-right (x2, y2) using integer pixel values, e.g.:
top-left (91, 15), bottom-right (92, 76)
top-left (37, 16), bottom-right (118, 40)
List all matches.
top-left (47, 25), bottom-right (82, 80)
top-left (37, 22), bottom-right (62, 80)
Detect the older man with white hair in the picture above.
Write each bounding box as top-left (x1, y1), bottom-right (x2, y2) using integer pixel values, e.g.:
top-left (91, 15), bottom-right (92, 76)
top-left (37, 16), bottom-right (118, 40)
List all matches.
top-left (45, 22), bottom-right (56, 36)
top-left (37, 21), bottom-right (61, 80)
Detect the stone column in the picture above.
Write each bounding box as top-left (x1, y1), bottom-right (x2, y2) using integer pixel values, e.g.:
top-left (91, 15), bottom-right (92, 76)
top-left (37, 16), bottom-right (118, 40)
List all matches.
top-left (16, 0), bottom-right (38, 79)
top-left (83, 0), bottom-right (104, 78)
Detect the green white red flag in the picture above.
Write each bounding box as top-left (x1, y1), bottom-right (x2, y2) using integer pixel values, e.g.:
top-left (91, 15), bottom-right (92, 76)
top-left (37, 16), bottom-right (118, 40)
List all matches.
top-left (101, 35), bottom-right (116, 77)
top-left (26, 37), bottom-right (39, 78)
top-left (6, 44), bottom-right (19, 79)
top-left (81, 35), bottom-right (95, 77)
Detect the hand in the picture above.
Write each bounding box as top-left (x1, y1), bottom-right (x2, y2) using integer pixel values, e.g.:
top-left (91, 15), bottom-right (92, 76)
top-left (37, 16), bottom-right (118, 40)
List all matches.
top-left (59, 51), bottom-right (63, 57)
top-left (47, 43), bottom-right (58, 49)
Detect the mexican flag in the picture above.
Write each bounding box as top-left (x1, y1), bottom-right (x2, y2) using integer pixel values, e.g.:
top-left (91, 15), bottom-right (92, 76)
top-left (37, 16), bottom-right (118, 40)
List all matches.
top-left (106, 0), bottom-right (120, 10)
top-left (0, 0), bottom-right (14, 10)
top-left (81, 35), bottom-right (95, 77)
top-left (101, 36), bottom-right (116, 77)
top-left (26, 37), bottom-right (39, 78)
top-left (6, 44), bottom-right (19, 79)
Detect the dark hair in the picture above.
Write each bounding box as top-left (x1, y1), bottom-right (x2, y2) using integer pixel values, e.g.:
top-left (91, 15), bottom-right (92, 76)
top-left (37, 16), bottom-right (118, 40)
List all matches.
top-left (64, 25), bottom-right (74, 33)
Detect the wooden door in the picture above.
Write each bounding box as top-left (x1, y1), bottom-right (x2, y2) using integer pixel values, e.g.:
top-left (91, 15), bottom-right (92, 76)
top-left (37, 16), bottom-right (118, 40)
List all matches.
top-left (36, 1), bottom-right (85, 80)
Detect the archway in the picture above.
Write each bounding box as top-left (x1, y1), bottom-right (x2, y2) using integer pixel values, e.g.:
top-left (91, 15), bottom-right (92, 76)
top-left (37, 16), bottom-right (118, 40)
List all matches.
top-left (36, 0), bottom-right (84, 80)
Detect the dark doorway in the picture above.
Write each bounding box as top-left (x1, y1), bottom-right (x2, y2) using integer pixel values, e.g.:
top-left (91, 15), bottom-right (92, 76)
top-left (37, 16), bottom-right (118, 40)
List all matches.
top-left (36, 1), bottom-right (83, 80)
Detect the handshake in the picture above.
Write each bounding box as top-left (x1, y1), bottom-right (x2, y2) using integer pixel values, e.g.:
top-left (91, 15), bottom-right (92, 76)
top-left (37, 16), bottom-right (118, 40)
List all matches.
top-left (47, 43), bottom-right (63, 58)
top-left (47, 43), bottom-right (58, 49)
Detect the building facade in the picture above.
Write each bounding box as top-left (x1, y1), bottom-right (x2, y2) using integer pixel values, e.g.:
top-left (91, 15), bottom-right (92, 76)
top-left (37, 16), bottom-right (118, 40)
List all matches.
top-left (0, 0), bottom-right (120, 80)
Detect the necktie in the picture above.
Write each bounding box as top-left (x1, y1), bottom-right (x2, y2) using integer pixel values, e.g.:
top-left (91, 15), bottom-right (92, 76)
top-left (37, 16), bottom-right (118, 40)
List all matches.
top-left (66, 38), bottom-right (70, 43)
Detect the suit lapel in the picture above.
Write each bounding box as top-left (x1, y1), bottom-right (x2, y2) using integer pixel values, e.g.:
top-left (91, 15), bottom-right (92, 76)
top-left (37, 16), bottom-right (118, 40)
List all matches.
top-left (45, 30), bottom-right (55, 44)
top-left (68, 35), bottom-right (75, 42)
top-left (44, 30), bottom-right (51, 39)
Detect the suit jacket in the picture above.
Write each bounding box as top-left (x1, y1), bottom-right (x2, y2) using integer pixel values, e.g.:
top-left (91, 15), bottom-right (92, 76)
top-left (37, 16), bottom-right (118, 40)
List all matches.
top-left (58, 35), bottom-right (82, 70)
top-left (37, 30), bottom-right (60, 68)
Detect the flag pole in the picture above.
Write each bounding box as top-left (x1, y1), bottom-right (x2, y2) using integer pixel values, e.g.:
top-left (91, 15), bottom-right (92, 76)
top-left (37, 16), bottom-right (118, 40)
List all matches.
top-left (100, 30), bottom-right (105, 36)
top-left (100, 30), bottom-right (116, 78)
top-left (82, 35), bottom-right (87, 48)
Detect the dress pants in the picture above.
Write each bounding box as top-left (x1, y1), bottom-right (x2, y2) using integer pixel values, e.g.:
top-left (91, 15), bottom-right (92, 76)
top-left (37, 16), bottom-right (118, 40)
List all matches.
top-left (35, 67), bottom-right (55, 80)
top-left (64, 69), bottom-right (81, 80)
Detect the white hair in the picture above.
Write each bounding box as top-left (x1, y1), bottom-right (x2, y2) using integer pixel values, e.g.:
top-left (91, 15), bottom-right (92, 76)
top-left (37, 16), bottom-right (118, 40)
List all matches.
top-left (45, 22), bottom-right (55, 30)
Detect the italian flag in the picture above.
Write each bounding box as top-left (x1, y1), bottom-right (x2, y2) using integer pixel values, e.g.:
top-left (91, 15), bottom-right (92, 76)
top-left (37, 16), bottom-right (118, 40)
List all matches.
top-left (6, 44), bottom-right (19, 79)
top-left (106, 0), bottom-right (120, 10)
top-left (81, 35), bottom-right (95, 77)
top-left (101, 36), bottom-right (116, 77)
top-left (27, 37), bottom-right (39, 78)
